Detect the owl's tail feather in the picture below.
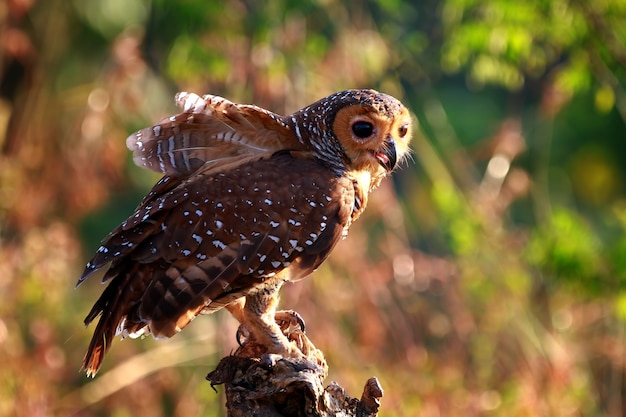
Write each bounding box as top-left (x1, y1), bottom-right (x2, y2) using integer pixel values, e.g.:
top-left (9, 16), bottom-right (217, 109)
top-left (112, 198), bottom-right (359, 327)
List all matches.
top-left (82, 318), bottom-right (111, 377)
top-left (81, 263), bottom-right (150, 377)
top-left (81, 274), bottom-right (127, 377)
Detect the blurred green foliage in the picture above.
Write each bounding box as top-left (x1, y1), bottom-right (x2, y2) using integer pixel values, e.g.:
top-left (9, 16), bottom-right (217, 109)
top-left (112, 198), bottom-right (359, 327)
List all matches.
top-left (1, 0), bottom-right (625, 416)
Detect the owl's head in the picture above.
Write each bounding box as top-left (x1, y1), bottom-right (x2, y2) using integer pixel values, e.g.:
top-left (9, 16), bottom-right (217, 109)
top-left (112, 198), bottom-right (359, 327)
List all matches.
top-left (291, 89), bottom-right (412, 184)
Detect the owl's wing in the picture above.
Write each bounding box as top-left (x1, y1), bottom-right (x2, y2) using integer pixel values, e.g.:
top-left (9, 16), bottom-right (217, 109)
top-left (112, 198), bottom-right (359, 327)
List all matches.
top-left (126, 93), bottom-right (305, 177)
top-left (79, 152), bottom-right (354, 376)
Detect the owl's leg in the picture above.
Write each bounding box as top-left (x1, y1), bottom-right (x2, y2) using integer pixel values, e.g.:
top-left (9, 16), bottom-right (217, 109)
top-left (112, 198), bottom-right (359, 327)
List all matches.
top-left (233, 310), bottom-right (306, 349)
top-left (224, 298), bottom-right (246, 322)
top-left (244, 294), bottom-right (302, 357)
top-left (229, 306), bottom-right (305, 351)
top-left (229, 280), bottom-right (304, 358)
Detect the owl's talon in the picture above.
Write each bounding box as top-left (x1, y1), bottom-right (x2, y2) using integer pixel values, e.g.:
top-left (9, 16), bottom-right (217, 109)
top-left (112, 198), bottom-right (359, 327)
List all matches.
top-left (294, 313), bottom-right (306, 333)
top-left (275, 310), bottom-right (306, 335)
top-left (236, 324), bottom-right (251, 347)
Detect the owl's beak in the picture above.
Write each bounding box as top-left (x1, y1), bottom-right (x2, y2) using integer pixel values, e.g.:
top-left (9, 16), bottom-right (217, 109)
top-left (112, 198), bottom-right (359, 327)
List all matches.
top-left (374, 137), bottom-right (397, 172)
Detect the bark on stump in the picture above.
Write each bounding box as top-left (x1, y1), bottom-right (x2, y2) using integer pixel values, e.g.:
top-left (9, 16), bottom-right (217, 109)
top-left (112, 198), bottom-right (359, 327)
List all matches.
top-left (207, 327), bottom-right (383, 417)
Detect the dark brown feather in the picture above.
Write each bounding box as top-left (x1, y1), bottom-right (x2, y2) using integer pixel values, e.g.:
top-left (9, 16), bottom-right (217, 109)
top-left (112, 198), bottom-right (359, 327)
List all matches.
top-left (80, 151), bottom-right (353, 375)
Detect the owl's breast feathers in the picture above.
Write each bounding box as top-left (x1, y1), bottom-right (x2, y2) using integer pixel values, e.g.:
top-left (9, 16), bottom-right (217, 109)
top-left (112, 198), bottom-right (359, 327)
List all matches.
top-left (79, 150), bottom-right (356, 348)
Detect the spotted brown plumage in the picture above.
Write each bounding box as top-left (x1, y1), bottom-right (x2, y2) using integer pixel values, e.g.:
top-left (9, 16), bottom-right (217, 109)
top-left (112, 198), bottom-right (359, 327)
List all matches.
top-left (78, 89), bottom-right (412, 376)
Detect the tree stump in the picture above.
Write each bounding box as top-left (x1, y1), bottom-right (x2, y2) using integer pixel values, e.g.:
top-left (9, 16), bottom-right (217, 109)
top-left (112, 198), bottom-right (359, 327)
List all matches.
top-left (206, 326), bottom-right (383, 417)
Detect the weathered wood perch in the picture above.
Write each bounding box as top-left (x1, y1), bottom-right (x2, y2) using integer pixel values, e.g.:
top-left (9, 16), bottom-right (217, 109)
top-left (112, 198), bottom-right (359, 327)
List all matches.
top-left (207, 325), bottom-right (383, 417)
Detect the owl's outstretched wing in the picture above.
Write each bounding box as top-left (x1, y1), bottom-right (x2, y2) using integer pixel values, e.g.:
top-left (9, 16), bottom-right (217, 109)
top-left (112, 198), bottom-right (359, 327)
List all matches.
top-left (126, 93), bottom-right (306, 177)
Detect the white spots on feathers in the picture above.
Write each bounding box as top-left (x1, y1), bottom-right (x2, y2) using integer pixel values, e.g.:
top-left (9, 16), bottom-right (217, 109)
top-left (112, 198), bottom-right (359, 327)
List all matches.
top-left (288, 239), bottom-right (305, 252)
top-left (212, 240), bottom-right (226, 250)
top-left (292, 116), bottom-right (304, 144)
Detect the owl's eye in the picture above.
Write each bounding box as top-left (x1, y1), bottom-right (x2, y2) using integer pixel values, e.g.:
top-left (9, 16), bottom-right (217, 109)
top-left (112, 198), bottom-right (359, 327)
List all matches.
top-left (398, 124), bottom-right (408, 138)
top-left (351, 121), bottom-right (374, 139)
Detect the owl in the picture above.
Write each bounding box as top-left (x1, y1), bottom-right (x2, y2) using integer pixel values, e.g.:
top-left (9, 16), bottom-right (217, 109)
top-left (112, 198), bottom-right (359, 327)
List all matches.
top-left (77, 89), bottom-right (412, 376)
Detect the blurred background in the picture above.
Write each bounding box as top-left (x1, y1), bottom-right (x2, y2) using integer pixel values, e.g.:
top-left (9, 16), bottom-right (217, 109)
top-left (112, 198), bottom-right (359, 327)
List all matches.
top-left (1, 0), bottom-right (625, 416)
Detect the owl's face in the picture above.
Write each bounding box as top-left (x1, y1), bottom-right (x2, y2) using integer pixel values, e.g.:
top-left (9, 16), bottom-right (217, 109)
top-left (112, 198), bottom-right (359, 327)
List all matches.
top-left (332, 98), bottom-right (412, 175)
top-left (289, 89), bottom-right (412, 185)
